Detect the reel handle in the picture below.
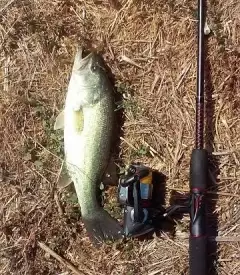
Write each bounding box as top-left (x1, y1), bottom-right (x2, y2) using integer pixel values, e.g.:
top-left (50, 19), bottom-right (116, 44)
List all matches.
top-left (133, 180), bottom-right (144, 222)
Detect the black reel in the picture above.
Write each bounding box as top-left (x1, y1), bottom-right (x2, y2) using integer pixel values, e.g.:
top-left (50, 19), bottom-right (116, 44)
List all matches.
top-left (118, 164), bottom-right (155, 237)
top-left (118, 163), bottom-right (189, 238)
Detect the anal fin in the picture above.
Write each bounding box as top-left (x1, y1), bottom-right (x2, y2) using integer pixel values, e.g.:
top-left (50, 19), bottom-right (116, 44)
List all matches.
top-left (57, 165), bottom-right (73, 188)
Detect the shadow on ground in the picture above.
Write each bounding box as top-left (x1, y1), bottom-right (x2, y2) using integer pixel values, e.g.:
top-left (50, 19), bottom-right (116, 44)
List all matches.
top-left (205, 31), bottom-right (220, 275)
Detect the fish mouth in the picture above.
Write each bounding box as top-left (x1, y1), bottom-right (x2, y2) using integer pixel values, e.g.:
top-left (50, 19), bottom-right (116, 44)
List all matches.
top-left (73, 48), bottom-right (95, 71)
top-left (80, 48), bottom-right (93, 59)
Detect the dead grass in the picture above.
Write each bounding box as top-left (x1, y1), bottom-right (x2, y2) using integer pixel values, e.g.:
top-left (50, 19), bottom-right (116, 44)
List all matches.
top-left (0, 0), bottom-right (240, 274)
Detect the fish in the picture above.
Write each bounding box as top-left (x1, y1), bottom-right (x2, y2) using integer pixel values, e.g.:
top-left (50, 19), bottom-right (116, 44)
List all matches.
top-left (54, 49), bottom-right (123, 245)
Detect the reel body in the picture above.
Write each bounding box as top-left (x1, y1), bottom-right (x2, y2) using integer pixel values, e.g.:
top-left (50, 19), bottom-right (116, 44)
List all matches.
top-left (118, 163), bottom-right (188, 237)
top-left (118, 164), bottom-right (155, 237)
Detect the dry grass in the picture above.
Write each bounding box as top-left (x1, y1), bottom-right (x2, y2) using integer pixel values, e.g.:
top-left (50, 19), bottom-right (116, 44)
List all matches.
top-left (0, 0), bottom-right (240, 274)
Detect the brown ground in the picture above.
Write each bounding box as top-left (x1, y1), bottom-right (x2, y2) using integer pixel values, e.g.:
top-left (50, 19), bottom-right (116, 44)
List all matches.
top-left (0, 0), bottom-right (240, 274)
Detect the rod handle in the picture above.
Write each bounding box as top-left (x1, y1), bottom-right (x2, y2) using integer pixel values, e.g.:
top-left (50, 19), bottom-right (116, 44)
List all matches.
top-left (190, 149), bottom-right (208, 189)
top-left (189, 236), bottom-right (207, 275)
top-left (189, 149), bottom-right (208, 275)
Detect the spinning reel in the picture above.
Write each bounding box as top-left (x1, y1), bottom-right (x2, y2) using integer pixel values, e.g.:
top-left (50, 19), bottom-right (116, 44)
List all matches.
top-left (118, 163), bottom-right (188, 237)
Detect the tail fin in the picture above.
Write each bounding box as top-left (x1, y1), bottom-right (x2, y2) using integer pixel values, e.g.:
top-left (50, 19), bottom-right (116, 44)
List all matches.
top-left (82, 209), bottom-right (123, 246)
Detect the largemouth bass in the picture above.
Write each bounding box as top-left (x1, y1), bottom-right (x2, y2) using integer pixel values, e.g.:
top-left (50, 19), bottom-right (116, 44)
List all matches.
top-left (54, 49), bottom-right (122, 244)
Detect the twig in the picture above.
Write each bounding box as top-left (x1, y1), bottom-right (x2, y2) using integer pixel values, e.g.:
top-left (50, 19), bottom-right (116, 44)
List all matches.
top-left (142, 140), bottom-right (162, 159)
top-left (26, 136), bottom-right (63, 161)
top-left (210, 236), bottom-right (240, 242)
top-left (23, 163), bottom-right (51, 184)
top-left (38, 242), bottom-right (84, 275)
top-left (108, 0), bottom-right (132, 34)
top-left (212, 150), bottom-right (235, 156)
top-left (3, 55), bottom-right (10, 92)
top-left (70, 7), bottom-right (84, 22)
top-left (120, 55), bottom-right (143, 69)
top-left (162, 232), bottom-right (188, 251)
top-left (0, 0), bottom-right (16, 13)
top-left (216, 67), bottom-right (240, 93)
top-left (219, 210), bottom-right (240, 231)
top-left (0, 193), bottom-right (17, 216)
top-left (170, 235), bottom-right (240, 242)
top-left (120, 136), bottom-right (138, 151)
top-left (167, 186), bottom-right (240, 198)
top-left (55, 160), bottom-right (64, 184)
top-left (175, 63), bottom-right (192, 90)
top-left (173, 124), bottom-right (184, 165)
top-left (54, 192), bottom-right (64, 216)
top-left (146, 256), bottom-right (180, 268)
top-left (207, 190), bottom-right (240, 198)
top-left (150, 74), bottom-right (160, 94)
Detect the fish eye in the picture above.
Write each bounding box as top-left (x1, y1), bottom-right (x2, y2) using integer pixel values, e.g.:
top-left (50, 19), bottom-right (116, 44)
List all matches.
top-left (91, 65), bottom-right (97, 72)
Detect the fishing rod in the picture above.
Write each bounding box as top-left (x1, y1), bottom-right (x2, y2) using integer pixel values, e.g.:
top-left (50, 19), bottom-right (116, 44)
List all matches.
top-left (118, 1), bottom-right (209, 274)
top-left (189, 0), bottom-right (208, 274)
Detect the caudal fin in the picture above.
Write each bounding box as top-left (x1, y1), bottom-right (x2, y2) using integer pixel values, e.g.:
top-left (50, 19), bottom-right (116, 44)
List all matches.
top-left (82, 209), bottom-right (123, 245)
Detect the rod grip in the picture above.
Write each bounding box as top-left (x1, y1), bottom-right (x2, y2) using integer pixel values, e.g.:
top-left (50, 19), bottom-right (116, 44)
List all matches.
top-left (190, 149), bottom-right (208, 189)
top-left (189, 149), bottom-right (208, 275)
top-left (189, 236), bottom-right (207, 275)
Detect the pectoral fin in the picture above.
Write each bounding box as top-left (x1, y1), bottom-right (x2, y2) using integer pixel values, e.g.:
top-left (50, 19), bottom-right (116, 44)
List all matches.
top-left (74, 109), bottom-right (84, 132)
top-left (54, 111), bottom-right (64, 130)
